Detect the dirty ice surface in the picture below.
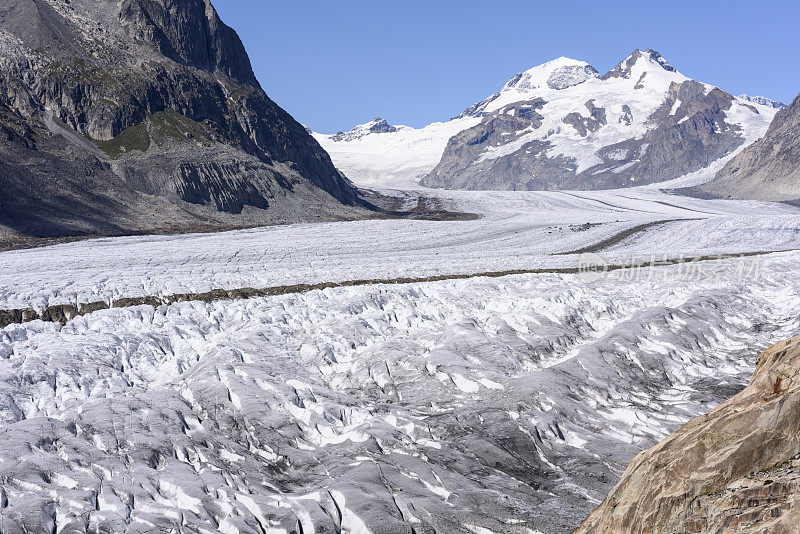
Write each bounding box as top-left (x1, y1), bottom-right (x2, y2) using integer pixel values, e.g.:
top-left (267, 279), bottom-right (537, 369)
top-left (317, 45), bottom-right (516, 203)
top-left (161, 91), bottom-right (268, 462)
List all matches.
top-left (0, 184), bottom-right (799, 533)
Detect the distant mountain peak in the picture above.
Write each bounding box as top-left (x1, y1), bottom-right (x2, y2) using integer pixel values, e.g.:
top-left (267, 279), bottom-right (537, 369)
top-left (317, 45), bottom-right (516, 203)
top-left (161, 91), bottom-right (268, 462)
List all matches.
top-left (330, 117), bottom-right (398, 142)
top-left (455, 58), bottom-right (599, 120)
top-left (504, 57), bottom-right (599, 92)
top-left (603, 48), bottom-right (677, 79)
top-left (316, 48), bottom-right (777, 193)
top-left (420, 47), bottom-right (775, 192)
top-left (640, 48), bottom-right (676, 71)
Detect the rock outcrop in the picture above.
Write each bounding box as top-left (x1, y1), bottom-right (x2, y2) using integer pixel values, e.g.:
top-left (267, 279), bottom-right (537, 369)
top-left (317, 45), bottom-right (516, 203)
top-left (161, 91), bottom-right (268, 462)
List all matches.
top-left (575, 335), bottom-right (800, 534)
top-left (698, 93), bottom-right (800, 202)
top-left (0, 0), bottom-right (368, 244)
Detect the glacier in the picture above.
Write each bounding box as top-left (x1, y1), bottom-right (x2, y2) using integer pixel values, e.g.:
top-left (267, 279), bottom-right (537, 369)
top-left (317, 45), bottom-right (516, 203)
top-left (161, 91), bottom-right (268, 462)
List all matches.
top-left (0, 184), bottom-right (799, 532)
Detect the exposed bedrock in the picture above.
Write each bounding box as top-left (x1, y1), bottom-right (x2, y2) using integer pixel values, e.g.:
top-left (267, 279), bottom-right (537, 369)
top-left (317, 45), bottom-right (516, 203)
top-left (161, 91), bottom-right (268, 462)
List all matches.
top-left (576, 335), bottom-right (800, 534)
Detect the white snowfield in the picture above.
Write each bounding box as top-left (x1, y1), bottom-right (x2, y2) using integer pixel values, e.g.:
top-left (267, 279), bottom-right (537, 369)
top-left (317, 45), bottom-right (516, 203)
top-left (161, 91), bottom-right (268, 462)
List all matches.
top-left (313, 116), bottom-right (481, 189)
top-left (0, 178), bottom-right (800, 533)
top-left (314, 53), bottom-right (778, 190)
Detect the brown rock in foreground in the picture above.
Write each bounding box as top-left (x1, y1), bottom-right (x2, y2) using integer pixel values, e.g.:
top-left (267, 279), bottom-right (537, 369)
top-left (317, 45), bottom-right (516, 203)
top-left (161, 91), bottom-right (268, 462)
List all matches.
top-left (574, 335), bottom-right (800, 534)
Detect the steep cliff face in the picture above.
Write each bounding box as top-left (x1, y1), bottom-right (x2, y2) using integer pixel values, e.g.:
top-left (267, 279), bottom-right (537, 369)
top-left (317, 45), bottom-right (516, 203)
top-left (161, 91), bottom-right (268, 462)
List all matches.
top-left (119, 0), bottom-right (259, 86)
top-left (0, 0), bottom-right (365, 242)
top-left (699, 93), bottom-right (800, 201)
top-left (575, 335), bottom-right (800, 534)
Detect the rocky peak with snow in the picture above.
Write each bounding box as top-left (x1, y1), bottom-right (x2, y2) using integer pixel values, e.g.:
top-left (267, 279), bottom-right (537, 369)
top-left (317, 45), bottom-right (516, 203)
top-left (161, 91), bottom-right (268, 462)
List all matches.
top-left (330, 117), bottom-right (398, 142)
top-left (602, 48), bottom-right (677, 80)
top-left (505, 57), bottom-right (600, 92)
top-left (420, 49), bottom-right (779, 191)
top-left (315, 49), bottom-right (778, 191)
top-left (456, 58), bottom-right (600, 120)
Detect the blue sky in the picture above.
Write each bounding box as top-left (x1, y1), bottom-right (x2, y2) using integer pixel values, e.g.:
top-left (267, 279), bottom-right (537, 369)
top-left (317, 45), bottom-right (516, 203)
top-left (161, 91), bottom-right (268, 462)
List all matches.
top-left (214, 0), bottom-right (799, 133)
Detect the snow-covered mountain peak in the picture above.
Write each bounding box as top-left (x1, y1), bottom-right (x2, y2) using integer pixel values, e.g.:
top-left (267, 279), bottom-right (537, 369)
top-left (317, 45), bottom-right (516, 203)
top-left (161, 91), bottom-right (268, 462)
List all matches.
top-left (737, 94), bottom-right (787, 110)
top-left (503, 57), bottom-right (600, 92)
top-left (455, 57), bottom-right (600, 120)
top-left (472, 51), bottom-right (687, 119)
top-left (640, 48), bottom-right (677, 71)
top-left (315, 49), bottom-right (776, 191)
top-left (329, 116), bottom-right (398, 142)
top-left (603, 49), bottom-right (678, 80)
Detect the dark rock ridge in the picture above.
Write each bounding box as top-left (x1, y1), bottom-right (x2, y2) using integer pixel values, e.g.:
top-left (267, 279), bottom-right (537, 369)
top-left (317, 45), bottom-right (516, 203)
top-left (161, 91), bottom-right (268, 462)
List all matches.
top-left (602, 48), bottom-right (675, 80)
top-left (563, 99), bottom-right (607, 137)
top-left (453, 90), bottom-right (502, 120)
top-left (0, 0), bottom-right (368, 243)
top-left (421, 50), bottom-right (765, 191)
top-left (119, 0), bottom-right (258, 86)
top-left (575, 335), bottom-right (800, 534)
top-left (699, 92), bottom-right (800, 201)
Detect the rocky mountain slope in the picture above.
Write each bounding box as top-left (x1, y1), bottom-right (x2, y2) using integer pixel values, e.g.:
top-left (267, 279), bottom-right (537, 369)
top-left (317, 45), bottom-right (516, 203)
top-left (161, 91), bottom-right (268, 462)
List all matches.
top-left (0, 0), bottom-right (368, 244)
top-left (575, 335), bottom-right (800, 534)
top-left (315, 50), bottom-right (778, 191)
top-left (697, 92), bottom-right (800, 201)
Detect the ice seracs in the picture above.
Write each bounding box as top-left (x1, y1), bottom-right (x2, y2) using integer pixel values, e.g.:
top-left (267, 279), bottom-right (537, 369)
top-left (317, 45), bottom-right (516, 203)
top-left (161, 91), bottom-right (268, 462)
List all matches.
top-left (546, 62), bottom-right (600, 90)
top-left (495, 57), bottom-right (599, 98)
top-left (737, 94), bottom-right (787, 110)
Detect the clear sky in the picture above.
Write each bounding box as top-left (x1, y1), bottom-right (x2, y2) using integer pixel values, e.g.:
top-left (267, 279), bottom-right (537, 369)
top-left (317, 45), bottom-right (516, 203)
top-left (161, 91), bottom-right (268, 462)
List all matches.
top-left (213, 0), bottom-right (799, 134)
